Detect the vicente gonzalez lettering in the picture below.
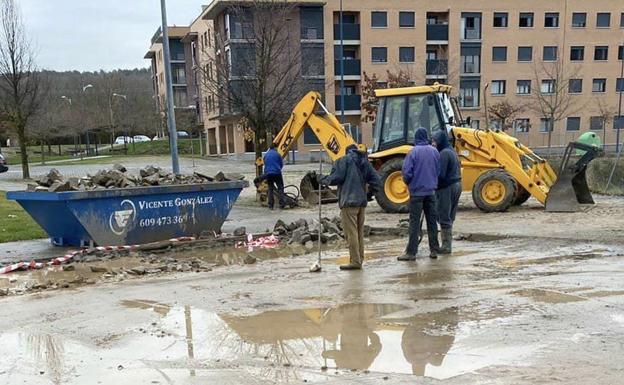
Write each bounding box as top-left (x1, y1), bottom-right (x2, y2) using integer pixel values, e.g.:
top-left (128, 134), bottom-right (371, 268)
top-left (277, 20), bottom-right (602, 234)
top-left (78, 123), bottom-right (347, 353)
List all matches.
top-left (137, 195), bottom-right (213, 211)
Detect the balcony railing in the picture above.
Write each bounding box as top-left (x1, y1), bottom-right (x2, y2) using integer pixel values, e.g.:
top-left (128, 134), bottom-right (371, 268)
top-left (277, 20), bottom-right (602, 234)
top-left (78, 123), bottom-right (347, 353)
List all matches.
top-left (460, 59), bottom-right (480, 74)
top-left (335, 94), bottom-right (361, 111)
top-left (426, 24), bottom-right (448, 41)
top-left (462, 28), bottom-right (481, 40)
top-left (334, 59), bottom-right (361, 76)
top-left (426, 59), bottom-right (448, 75)
top-left (333, 24), bottom-right (360, 40)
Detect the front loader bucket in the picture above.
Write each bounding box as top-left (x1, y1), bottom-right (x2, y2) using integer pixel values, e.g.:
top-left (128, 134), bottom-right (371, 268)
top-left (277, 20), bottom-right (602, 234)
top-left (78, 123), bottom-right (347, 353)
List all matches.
top-left (300, 171), bottom-right (338, 205)
top-left (545, 142), bottom-right (603, 212)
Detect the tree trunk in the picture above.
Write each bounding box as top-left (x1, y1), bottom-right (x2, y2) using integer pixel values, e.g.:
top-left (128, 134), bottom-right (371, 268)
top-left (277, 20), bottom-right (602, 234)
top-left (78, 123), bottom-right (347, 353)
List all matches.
top-left (17, 125), bottom-right (29, 179)
top-left (40, 141), bottom-right (45, 165)
top-left (254, 133), bottom-right (263, 177)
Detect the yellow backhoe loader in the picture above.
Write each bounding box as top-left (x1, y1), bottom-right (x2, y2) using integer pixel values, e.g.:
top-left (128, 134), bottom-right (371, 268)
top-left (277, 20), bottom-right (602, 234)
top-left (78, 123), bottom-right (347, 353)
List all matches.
top-left (258, 85), bottom-right (602, 213)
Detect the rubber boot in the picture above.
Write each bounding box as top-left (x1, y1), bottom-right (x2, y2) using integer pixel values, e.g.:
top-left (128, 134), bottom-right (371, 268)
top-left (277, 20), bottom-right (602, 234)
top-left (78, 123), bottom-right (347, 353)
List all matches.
top-left (429, 249), bottom-right (438, 259)
top-left (439, 228), bottom-right (453, 255)
top-left (340, 263), bottom-right (362, 270)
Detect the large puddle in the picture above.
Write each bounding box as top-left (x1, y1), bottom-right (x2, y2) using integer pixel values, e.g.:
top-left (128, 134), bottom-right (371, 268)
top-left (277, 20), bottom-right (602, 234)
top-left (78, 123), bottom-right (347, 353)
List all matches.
top-left (0, 301), bottom-right (537, 384)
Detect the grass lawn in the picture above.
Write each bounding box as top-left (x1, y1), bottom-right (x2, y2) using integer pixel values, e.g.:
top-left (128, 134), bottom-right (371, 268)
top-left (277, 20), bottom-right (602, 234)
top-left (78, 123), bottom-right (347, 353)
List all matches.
top-left (0, 191), bottom-right (46, 243)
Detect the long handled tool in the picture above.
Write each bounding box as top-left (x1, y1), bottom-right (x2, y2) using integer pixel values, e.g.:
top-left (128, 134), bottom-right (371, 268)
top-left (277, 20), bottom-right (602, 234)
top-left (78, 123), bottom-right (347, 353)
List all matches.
top-left (309, 156), bottom-right (323, 273)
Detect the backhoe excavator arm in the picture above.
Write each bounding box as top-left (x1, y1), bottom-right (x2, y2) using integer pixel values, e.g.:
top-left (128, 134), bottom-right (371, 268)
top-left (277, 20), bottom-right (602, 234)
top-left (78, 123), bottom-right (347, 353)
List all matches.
top-left (269, 91), bottom-right (357, 162)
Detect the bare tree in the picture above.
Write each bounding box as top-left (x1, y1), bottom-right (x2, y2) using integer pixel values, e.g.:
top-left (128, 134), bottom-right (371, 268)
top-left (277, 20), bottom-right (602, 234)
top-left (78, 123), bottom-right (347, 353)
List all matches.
top-left (594, 98), bottom-right (616, 149)
top-left (487, 99), bottom-right (524, 131)
top-left (361, 69), bottom-right (414, 123)
top-left (530, 60), bottom-right (580, 152)
top-left (0, 0), bottom-right (46, 178)
top-left (199, 0), bottom-right (311, 175)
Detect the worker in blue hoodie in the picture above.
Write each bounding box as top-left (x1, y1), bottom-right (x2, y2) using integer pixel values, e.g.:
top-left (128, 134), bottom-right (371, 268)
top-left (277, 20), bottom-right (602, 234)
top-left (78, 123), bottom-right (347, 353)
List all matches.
top-left (398, 127), bottom-right (441, 260)
top-left (263, 144), bottom-right (285, 210)
top-left (432, 130), bottom-right (462, 254)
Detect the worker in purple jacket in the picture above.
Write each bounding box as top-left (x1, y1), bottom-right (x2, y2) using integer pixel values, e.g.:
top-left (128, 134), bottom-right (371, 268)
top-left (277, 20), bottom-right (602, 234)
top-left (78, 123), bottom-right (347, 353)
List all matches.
top-left (398, 127), bottom-right (441, 260)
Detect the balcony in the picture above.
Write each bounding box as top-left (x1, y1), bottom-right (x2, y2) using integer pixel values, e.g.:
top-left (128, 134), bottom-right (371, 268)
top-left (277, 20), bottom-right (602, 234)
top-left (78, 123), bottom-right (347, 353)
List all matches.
top-left (426, 24), bottom-right (448, 41)
top-left (335, 94), bottom-right (361, 112)
top-left (334, 59), bottom-right (361, 76)
top-left (333, 24), bottom-right (360, 41)
top-left (462, 28), bottom-right (481, 40)
top-left (460, 61), bottom-right (480, 74)
top-left (426, 59), bottom-right (448, 76)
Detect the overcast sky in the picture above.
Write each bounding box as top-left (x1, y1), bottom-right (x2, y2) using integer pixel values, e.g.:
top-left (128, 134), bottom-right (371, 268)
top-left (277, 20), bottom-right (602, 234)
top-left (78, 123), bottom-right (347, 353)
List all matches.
top-left (20, 0), bottom-right (208, 72)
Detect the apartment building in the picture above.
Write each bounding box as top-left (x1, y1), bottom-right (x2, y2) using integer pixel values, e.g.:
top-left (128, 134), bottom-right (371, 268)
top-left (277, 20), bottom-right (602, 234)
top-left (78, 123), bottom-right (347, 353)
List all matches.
top-left (148, 1), bottom-right (624, 158)
top-left (144, 26), bottom-right (199, 136)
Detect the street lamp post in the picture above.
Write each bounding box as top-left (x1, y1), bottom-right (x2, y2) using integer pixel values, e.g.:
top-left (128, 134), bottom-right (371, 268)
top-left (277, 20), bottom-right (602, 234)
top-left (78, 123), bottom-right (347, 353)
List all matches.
top-left (160, 0), bottom-right (181, 174)
top-left (61, 96), bottom-right (73, 157)
top-left (82, 84), bottom-right (94, 158)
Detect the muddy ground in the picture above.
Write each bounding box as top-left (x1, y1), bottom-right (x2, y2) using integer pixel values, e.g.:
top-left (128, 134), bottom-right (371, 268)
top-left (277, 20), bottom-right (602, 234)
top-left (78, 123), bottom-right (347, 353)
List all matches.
top-left (1, 193), bottom-right (624, 384)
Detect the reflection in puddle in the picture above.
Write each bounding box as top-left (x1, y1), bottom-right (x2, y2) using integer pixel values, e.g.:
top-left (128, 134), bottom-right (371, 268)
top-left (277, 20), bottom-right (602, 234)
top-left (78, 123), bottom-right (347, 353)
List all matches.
top-left (0, 302), bottom-right (535, 384)
top-left (512, 288), bottom-right (586, 303)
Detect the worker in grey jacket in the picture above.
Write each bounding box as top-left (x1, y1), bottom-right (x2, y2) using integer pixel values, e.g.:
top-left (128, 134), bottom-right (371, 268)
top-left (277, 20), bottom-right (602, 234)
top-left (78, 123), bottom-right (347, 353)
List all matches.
top-left (432, 130), bottom-right (462, 254)
top-left (321, 145), bottom-right (381, 270)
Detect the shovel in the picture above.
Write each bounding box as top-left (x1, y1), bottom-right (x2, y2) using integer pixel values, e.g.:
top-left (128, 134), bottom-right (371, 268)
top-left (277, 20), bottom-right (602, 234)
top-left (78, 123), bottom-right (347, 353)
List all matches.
top-left (310, 156), bottom-right (323, 273)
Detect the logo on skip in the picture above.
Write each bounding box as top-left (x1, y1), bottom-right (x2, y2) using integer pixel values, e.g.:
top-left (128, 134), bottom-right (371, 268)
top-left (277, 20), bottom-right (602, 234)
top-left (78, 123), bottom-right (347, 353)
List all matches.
top-left (109, 200), bottom-right (136, 235)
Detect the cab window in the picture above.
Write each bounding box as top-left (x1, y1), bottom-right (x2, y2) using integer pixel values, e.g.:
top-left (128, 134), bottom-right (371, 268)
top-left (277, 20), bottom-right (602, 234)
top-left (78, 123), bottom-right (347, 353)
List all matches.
top-left (407, 94), bottom-right (442, 140)
top-left (381, 96), bottom-right (406, 144)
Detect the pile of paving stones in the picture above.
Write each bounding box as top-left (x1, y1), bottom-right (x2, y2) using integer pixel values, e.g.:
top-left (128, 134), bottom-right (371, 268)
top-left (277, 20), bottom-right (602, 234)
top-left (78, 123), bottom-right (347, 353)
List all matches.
top-left (29, 165), bottom-right (245, 192)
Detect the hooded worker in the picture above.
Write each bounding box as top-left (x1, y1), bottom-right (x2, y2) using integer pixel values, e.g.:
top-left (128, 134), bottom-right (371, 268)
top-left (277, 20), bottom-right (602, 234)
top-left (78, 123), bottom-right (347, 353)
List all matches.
top-left (398, 127), bottom-right (441, 260)
top-left (431, 130), bottom-right (462, 254)
top-left (320, 144), bottom-right (381, 270)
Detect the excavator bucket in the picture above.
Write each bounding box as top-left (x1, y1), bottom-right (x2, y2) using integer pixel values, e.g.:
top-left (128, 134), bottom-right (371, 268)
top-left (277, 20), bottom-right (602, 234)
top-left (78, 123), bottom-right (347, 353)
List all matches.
top-left (300, 171), bottom-right (338, 205)
top-left (545, 141), bottom-right (603, 212)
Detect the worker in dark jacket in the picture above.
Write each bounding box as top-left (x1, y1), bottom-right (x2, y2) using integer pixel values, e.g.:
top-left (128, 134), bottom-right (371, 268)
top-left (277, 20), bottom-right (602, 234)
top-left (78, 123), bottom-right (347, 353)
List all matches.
top-left (399, 127), bottom-right (441, 260)
top-left (263, 144), bottom-right (285, 210)
top-left (432, 130), bottom-right (462, 254)
top-left (321, 144), bottom-right (381, 270)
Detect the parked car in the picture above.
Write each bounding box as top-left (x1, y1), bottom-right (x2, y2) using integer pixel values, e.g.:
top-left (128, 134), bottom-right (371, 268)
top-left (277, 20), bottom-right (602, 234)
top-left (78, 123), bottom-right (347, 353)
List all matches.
top-left (133, 135), bottom-right (151, 143)
top-left (114, 136), bottom-right (132, 145)
top-left (0, 153), bottom-right (8, 173)
top-left (177, 131), bottom-right (190, 138)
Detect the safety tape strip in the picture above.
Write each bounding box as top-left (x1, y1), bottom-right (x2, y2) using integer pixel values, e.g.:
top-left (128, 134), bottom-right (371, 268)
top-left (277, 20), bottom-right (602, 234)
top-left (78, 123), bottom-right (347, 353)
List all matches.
top-left (0, 237), bottom-right (196, 275)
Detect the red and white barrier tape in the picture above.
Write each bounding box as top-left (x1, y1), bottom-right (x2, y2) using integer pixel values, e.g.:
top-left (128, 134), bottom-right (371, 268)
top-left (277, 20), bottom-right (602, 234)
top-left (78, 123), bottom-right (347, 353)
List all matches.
top-left (0, 237), bottom-right (196, 275)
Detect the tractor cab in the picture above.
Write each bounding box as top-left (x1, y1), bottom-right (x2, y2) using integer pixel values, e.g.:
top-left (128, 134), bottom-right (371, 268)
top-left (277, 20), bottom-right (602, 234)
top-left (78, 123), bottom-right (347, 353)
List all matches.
top-left (372, 84), bottom-right (463, 153)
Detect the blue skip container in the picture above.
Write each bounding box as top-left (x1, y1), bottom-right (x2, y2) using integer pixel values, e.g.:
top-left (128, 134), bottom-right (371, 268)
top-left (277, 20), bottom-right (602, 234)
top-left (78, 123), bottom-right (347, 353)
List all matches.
top-left (7, 181), bottom-right (248, 247)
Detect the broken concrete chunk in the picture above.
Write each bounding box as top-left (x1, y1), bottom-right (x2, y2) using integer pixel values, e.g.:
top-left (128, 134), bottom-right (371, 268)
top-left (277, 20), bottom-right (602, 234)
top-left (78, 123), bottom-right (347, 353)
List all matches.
top-left (48, 181), bottom-right (72, 192)
top-left (215, 172), bottom-right (245, 182)
top-left (233, 227), bottom-right (247, 236)
top-left (243, 255), bottom-right (257, 264)
top-left (113, 164), bottom-right (127, 173)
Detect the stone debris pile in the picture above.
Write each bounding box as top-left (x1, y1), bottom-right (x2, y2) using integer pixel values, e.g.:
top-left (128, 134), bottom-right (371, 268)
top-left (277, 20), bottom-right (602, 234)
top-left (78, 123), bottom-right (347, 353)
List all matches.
top-left (29, 165), bottom-right (245, 192)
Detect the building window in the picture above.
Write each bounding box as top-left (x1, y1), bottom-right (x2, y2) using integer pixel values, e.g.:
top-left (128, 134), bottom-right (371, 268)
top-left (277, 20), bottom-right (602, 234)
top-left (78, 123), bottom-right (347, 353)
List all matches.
top-left (590, 116), bottom-right (604, 131)
top-left (462, 13), bottom-right (482, 39)
top-left (518, 46), bottom-right (533, 61)
top-left (371, 47), bottom-right (387, 63)
top-left (592, 78), bottom-right (607, 93)
top-left (300, 6), bottom-right (324, 40)
top-left (545, 12), bottom-right (559, 28)
top-left (461, 45), bottom-right (481, 73)
top-left (568, 79), bottom-right (583, 93)
top-left (371, 11), bottom-right (388, 28)
top-left (301, 44), bottom-right (325, 76)
top-left (597, 12), bottom-right (611, 28)
top-left (459, 79), bottom-right (480, 107)
top-left (491, 80), bottom-right (506, 95)
top-left (621, 12), bottom-right (624, 27)
top-left (493, 12), bottom-right (508, 27)
top-left (514, 118), bottom-right (530, 132)
top-left (594, 46), bottom-right (609, 61)
top-left (540, 118), bottom-right (554, 132)
top-left (617, 78), bottom-right (624, 92)
top-left (519, 12), bottom-right (534, 27)
top-left (399, 11), bottom-right (415, 27)
top-left (571, 13), bottom-right (586, 27)
top-left (543, 46), bottom-right (558, 61)
top-left (541, 79), bottom-right (555, 94)
top-left (619, 46), bottom-right (623, 60)
top-left (566, 117), bottom-right (581, 131)
top-left (517, 80), bottom-right (531, 94)
top-left (399, 47), bottom-right (415, 62)
top-left (570, 46), bottom-right (584, 61)
top-left (615, 116), bottom-right (624, 130)
top-left (492, 46), bottom-right (507, 62)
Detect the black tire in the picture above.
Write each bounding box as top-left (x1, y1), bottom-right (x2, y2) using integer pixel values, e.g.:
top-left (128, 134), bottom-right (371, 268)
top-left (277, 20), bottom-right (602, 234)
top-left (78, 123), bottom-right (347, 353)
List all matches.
top-left (375, 157), bottom-right (409, 213)
top-left (513, 186), bottom-right (531, 206)
top-left (472, 170), bottom-right (516, 212)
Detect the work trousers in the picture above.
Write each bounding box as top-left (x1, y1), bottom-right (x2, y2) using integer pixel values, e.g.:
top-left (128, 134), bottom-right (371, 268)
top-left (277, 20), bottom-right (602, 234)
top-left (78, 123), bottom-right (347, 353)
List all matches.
top-left (436, 182), bottom-right (462, 229)
top-left (341, 207), bottom-right (366, 266)
top-left (405, 195), bottom-right (439, 255)
top-left (266, 174), bottom-right (285, 209)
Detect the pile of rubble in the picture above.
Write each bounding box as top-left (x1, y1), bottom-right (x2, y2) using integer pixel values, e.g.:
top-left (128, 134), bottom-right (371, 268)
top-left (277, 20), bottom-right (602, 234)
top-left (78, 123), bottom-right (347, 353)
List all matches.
top-left (30, 165), bottom-right (244, 192)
